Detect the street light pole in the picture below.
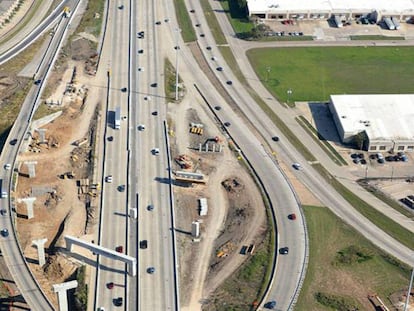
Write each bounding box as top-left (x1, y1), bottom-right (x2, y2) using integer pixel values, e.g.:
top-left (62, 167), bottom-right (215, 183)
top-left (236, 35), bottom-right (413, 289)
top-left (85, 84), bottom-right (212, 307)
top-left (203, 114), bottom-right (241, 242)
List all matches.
top-left (266, 66), bottom-right (271, 82)
top-left (175, 28), bottom-right (181, 101)
top-left (287, 88), bottom-right (292, 104)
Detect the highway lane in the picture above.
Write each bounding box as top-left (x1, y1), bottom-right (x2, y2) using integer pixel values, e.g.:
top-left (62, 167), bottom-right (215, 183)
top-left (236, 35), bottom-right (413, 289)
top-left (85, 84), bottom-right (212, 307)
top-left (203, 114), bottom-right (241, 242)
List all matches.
top-left (95, 1), bottom-right (130, 310)
top-left (129, 0), bottom-right (178, 308)
top-left (0, 2), bottom-right (80, 310)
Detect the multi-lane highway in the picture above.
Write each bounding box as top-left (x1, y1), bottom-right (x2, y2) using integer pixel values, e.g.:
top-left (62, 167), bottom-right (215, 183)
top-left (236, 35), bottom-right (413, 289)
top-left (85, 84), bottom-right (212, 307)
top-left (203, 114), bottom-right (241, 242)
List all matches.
top-left (94, 1), bottom-right (178, 310)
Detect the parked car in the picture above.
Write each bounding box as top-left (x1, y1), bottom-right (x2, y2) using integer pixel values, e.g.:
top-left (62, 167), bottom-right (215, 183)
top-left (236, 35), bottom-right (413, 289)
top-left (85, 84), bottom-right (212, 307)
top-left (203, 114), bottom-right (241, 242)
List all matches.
top-left (114, 297), bottom-right (123, 306)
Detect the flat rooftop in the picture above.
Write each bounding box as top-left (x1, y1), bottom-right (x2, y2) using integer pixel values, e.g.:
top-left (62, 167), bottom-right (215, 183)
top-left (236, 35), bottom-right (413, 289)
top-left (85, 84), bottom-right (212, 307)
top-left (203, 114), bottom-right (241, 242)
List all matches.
top-left (247, 0), bottom-right (414, 14)
top-left (331, 94), bottom-right (414, 140)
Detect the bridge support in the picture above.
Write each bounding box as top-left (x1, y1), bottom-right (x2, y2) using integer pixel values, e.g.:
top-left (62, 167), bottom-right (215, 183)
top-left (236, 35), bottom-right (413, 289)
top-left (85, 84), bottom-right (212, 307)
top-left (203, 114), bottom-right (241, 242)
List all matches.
top-left (24, 161), bottom-right (38, 178)
top-left (19, 197), bottom-right (36, 219)
top-left (36, 128), bottom-right (47, 144)
top-left (32, 238), bottom-right (48, 266)
top-left (53, 280), bottom-right (78, 311)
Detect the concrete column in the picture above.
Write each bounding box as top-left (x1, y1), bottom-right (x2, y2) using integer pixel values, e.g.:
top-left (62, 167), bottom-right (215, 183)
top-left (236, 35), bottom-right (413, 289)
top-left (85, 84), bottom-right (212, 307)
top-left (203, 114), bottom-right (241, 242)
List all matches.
top-left (20, 197), bottom-right (36, 219)
top-left (24, 161), bottom-right (38, 178)
top-left (36, 129), bottom-right (47, 144)
top-left (53, 280), bottom-right (78, 311)
top-left (199, 143), bottom-right (202, 152)
top-left (130, 208), bottom-right (137, 219)
top-left (219, 145), bottom-right (223, 152)
top-left (32, 238), bottom-right (48, 266)
top-left (206, 143), bottom-right (209, 152)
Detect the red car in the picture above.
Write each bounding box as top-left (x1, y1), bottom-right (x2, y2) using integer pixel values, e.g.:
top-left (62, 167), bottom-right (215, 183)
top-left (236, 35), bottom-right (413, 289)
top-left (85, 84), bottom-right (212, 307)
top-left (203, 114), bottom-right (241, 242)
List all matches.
top-left (288, 213), bottom-right (296, 220)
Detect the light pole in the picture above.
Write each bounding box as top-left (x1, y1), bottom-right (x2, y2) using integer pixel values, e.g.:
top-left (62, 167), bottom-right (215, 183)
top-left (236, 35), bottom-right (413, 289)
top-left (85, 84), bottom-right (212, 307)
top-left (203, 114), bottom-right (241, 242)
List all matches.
top-left (266, 66), bottom-right (271, 82)
top-left (175, 28), bottom-right (181, 101)
top-left (287, 88), bottom-right (292, 104)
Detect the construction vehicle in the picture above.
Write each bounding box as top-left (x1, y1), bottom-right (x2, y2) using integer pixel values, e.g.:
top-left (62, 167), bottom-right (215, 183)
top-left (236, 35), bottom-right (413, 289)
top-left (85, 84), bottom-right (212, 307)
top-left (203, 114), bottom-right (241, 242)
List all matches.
top-left (175, 154), bottom-right (192, 169)
top-left (63, 6), bottom-right (71, 18)
top-left (216, 241), bottom-right (234, 258)
top-left (90, 183), bottom-right (101, 191)
top-left (60, 171), bottom-right (76, 179)
top-left (368, 294), bottom-right (389, 311)
top-left (190, 127), bottom-right (203, 135)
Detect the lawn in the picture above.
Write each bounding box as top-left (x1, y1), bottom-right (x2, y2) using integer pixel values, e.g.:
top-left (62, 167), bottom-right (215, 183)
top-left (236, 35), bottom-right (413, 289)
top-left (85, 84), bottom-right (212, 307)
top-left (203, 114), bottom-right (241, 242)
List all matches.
top-left (219, 0), bottom-right (253, 35)
top-left (296, 205), bottom-right (411, 310)
top-left (247, 46), bottom-right (414, 103)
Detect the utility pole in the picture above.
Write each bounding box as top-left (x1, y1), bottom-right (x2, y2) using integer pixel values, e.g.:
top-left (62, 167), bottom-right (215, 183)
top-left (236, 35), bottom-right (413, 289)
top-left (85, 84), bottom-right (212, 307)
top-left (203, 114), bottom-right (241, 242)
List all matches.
top-left (404, 268), bottom-right (414, 311)
top-left (266, 66), bottom-right (271, 82)
top-left (175, 28), bottom-right (181, 101)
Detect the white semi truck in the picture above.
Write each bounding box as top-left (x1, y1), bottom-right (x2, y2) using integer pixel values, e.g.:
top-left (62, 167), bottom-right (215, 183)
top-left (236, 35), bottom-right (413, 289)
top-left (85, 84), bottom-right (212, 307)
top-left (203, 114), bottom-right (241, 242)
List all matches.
top-left (115, 107), bottom-right (121, 129)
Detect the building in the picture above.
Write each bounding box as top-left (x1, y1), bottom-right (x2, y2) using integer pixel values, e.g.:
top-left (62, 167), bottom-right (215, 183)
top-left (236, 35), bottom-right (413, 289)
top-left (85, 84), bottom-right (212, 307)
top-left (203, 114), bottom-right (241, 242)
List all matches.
top-left (329, 94), bottom-right (414, 152)
top-left (247, 0), bottom-right (414, 22)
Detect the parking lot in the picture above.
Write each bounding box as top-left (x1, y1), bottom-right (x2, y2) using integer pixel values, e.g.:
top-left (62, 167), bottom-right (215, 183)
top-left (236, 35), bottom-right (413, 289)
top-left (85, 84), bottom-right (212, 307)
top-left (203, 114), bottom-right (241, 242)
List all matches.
top-left (265, 19), bottom-right (414, 40)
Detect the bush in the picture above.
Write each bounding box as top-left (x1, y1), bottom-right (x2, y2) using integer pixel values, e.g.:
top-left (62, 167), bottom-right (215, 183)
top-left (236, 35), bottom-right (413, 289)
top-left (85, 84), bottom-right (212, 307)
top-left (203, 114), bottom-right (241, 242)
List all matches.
top-left (315, 292), bottom-right (360, 310)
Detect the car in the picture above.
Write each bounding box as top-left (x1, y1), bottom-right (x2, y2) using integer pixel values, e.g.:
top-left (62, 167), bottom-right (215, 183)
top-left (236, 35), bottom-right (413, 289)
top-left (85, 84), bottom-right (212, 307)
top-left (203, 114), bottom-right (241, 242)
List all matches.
top-left (151, 82), bottom-right (158, 87)
top-left (214, 106), bottom-right (221, 111)
top-left (106, 282), bottom-right (114, 289)
top-left (4, 164), bottom-right (11, 170)
top-left (138, 67), bottom-right (144, 72)
top-left (140, 240), bottom-right (148, 249)
top-left (378, 158), bottom-right (385, 164)
top-left (115, 245), bottom-right (123, 253)
top-left (155, 21), bottom-right (161, 25)
top-left (34, 79), bottom-right (41, 85)
top-left (195, 23), bottom-right (201, 27)
top-left (206, 46), bottom-right (212, 50)
top-left (137, 124), bottom-right (145, 131)
top-left (164, 18), bottom-right (169, 22)
top-left (353, 158), bottom-right (361, 164)
top-left (211, 56), bottom-right (217, 61)
top-left (144, 96), bottom-right (151, 101)
top-left (292, 163), bottom-right (301, 170)
top-left (385, 155), bottom-right (394, 162)
top-left (226, 80), bottom-right (233, 85)
top-left (138, 49), bottom-right (144, 54)
top-left (360, 159), bottom-right (367, 165)
top-left (114, 297), bottom-right (123, 306)
top-left (98, 307), bottom-right (106, 311)
top-left (152, 148), bottom-right (160, 155)
top-left (189, 9), bottom-right (195, 13)
top-left (174, 46), bottom-right (180, 50)
top-left (279, 247), bottom-right (289, 255)
top-left (200, 33), bottom-right (205, 37)
top-left (264, 300), bottom-right (277, 309)
top-left (0, 209), bottom-right (7, 216)
top-left (137, 31), bottom-right (145, 38)
top-left (147, 267), bottom-right (155, 274)
top-left (121, 87), bottom-right (127, 92)
top-left (147, 204), bottom-right (154, 211)
top-left (288, 213), bottom-right (296, 220)
top-left (118, 5), bottom-right (124, 10)
top-left (216, 67), bottom-right (223, 71)
top-left (1, 192), bottom-right (8, 199)
top-left (10, 139), bottom-right (17, 145)
top-left (107, 136), bottom-right (113, 142)
top-left (152, 111), bottom-right (158, 116)
top-left (271, 136), bottom-right (279, 142)
top-left (224, 122), bottom-right (231, 127)
top-left (105, 175), bottom-right (113, 183)
top-left (1, 229), bottom-right (9, 237)
top-left (118, 184), bottom-right (125, 192)
top-left (122, 115), bottom-right (127, 120)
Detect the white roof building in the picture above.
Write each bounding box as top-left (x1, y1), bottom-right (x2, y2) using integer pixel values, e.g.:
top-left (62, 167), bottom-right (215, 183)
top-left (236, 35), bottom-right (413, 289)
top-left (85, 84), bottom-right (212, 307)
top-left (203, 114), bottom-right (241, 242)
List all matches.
top-left (199, 198), bottom-right (208, 216)
top-left (329, 94), bottom-right (414, 152)
top-left (247, 0), bottom-right (414, 20)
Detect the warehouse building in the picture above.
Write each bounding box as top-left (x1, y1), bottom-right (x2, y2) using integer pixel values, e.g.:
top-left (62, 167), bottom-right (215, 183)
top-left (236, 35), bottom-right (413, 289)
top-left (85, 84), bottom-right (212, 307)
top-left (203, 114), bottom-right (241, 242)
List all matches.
top-left (247, 0), bottom-right (414, 22)
top-left (329, 94), bottom-right (414, 152)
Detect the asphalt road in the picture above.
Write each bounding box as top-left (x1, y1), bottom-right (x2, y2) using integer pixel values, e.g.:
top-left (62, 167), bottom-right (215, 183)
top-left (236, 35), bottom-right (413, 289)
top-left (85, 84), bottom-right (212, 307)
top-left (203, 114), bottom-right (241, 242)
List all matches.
top-left (0, 2), bottom-right (79, 310)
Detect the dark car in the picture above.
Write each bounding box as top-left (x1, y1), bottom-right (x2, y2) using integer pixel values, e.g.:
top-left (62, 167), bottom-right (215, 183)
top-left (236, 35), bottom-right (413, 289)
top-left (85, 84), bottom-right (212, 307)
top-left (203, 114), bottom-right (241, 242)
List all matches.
top-left (118, 5), bottom-right (124, 10)
top-left (226, 80), bottom-right (233, 85)
top-left (152, 111), bottom-right (158, 116)
top-left (216, 67), bottom-right (223, 71)
top-left (121, 87), bottom-right (127, 92)
top-left (138, 49), bottom-right (144, 54)
top-left (34, 79), bottom-right (41, 85)
top-left (114, 297), bottom-right (123, 306)
top-left (224, 122), bottom-right (231, 127)
top-left (200, 33), bottom-right (205, 37)
top-left (115, 245), bottom-right (123, 253)
top-left (10, 139), bottom-right (17, 145)
top-left (155, 21), bottom-right (161, 25)
top-left (151, 82), bottom-right (158, 87)
top-left (206, 46), bottom-right (212, 50)
top-left (279, 247), bottom-right (289, 255)
top-left (140, 240), bottom-right (148, 249)
top-left (264, 300), bottom-right (277, 309)
top-left (214, 106), bottom-right (221, 111)
top-left (195, 23), bottom-right (201, 27)
top-left (272, 136), bottom-right (279, 142)
top-left (118, 185), bottom-right (126, 192)
top-left (106, 282), bottom-right (114, 289)
top-left (147, 204), bottom-right (154, 211)
top-left (107, 136), bottom-right (114, 142)
top-left (174, 46), bottom-right (180, 50)
top-left (189, 9), bottom-right (195, 13)
top-left (147, 267), bottom-right (156, 274)
top-left (288, 213), bottom-right (296, 220)
top-left (1, 229), bottom-right (9, 237)
top-left (137, 31), bottom-right (145, 38)
top-left (0, 209), bottom-right (7, 216)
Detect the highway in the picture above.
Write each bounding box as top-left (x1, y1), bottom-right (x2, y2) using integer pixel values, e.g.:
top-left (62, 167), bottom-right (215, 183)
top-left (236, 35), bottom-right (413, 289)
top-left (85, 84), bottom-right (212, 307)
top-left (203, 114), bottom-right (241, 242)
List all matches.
top-left (94, 1), bottom-right (178, 310)
top-left (0, 1), bottom-right (80, 310)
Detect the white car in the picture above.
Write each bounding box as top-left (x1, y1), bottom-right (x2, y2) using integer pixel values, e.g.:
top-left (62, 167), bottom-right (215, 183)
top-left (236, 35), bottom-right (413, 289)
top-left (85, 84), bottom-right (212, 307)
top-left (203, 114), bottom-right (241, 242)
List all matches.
top-left (138, 67), bottom-right (144, 72)
top-left (292, 163), bottom-right (302, 170)
top-left (151, 148), bottom-right (160, 155)
top-left (105, 175), bottom-right (113, 183)
top-left (4, 164), bottom-right (11, 170)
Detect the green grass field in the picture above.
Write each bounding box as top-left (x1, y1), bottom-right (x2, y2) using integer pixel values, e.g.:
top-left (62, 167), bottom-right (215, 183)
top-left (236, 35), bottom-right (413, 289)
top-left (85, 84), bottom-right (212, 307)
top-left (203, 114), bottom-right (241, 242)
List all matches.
top-left (296, 206), bottom-right (410, 310)
top-left (247, 46), bottom-right (414, 103)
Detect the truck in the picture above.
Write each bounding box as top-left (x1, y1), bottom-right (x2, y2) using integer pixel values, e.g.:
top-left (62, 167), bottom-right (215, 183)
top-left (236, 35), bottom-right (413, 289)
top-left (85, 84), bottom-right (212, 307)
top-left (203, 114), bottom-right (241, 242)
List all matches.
top-left (383, 17), bottom-right (395, 30)
top-left (333, 15), bottom-right (343, 28)
top-left (0, 179), bottom-right (7, 199)
top-left (391, 17), bottom-right (400, 30)
top-left (115, 107), bottom-right (121, 129)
